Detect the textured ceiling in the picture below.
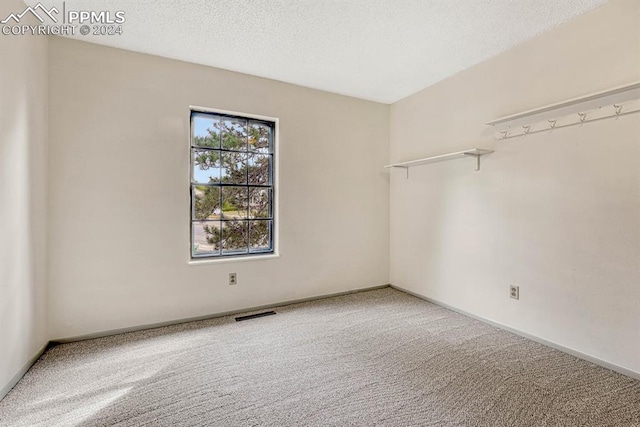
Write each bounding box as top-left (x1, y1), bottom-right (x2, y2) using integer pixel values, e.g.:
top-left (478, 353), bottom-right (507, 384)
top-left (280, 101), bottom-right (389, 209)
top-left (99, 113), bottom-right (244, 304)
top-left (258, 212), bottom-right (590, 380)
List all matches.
top-left (25, 0), bottom-right (608, 103)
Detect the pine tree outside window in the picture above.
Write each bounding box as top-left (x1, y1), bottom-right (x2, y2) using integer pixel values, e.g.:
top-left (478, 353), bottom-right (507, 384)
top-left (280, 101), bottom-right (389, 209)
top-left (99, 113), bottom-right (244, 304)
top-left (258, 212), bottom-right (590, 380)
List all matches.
top-left (190, 110), bottom-right (276, 259)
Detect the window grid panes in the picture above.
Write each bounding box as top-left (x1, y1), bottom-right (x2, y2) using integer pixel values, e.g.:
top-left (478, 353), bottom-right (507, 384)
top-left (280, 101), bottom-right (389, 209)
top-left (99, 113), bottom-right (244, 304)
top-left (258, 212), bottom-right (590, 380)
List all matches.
top-left (191, 111), bottom-right (275, 258)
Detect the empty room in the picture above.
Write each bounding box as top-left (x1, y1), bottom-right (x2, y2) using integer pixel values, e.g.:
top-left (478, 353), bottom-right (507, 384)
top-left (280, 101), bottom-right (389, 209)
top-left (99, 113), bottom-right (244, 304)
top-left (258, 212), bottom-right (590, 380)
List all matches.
top-left (1, 0), bottom-right (639, 425)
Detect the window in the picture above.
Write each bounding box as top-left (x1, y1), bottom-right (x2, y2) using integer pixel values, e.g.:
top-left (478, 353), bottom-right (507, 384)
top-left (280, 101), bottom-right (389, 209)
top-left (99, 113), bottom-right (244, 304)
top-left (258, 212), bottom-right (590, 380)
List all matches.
top-left (190, 110), bottom-right (275, 259)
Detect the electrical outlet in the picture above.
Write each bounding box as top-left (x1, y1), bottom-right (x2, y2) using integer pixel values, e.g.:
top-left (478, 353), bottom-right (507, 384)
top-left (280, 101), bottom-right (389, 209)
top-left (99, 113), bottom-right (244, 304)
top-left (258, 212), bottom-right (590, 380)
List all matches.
top-left (229, 273), bottom-right (237, 286)
top-left (510, 285), bottom-right (519, 300)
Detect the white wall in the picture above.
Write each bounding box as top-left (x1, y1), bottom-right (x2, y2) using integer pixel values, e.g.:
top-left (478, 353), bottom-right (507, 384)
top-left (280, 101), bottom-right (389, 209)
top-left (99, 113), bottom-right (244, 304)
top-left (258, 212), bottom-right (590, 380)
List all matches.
top-left (390, 0), bottom-right (640, 374)
top-left (5, 0), bottom-right (636, 389)
top-left (47, 38), bottom-right (390, 339)
top-left (0, 0), bottom-right (49, 395)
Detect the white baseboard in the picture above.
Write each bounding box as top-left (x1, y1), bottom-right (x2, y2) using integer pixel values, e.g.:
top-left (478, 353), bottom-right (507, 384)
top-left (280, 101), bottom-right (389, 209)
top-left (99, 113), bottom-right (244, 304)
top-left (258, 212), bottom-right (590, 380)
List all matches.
top-left (390, 284), bottom-right (640, 381)
top-left (53, 284), bottom-right (391, 343)
top-left (7, 283), bottom-right (633, 405)
top-left (0, 342), bottom-right (49, 402)
top-left (1, 284), bottom-right (390, 402)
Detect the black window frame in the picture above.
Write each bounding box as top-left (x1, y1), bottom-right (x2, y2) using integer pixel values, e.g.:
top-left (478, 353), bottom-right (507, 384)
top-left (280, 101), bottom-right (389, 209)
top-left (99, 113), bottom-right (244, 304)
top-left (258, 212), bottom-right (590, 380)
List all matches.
top-left (190, 109), bottom-right (276, 260)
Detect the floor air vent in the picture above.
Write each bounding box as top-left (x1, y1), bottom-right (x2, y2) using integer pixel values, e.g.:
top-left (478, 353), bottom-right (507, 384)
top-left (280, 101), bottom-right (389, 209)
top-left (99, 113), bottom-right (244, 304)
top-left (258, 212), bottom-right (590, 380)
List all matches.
top-left (235, 311), bottom-right (277, 322)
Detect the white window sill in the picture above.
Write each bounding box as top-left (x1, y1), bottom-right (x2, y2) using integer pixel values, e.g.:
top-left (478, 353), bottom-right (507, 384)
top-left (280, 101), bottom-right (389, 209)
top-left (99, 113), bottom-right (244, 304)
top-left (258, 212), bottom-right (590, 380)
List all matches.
top-left (188, 253), bottom-right (280, 266)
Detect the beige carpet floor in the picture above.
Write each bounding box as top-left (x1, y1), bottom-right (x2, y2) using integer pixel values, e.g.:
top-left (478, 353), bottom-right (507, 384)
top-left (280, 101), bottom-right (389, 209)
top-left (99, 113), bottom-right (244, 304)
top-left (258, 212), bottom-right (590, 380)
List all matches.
top-left (1, 288), bottom-right (639, 426)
